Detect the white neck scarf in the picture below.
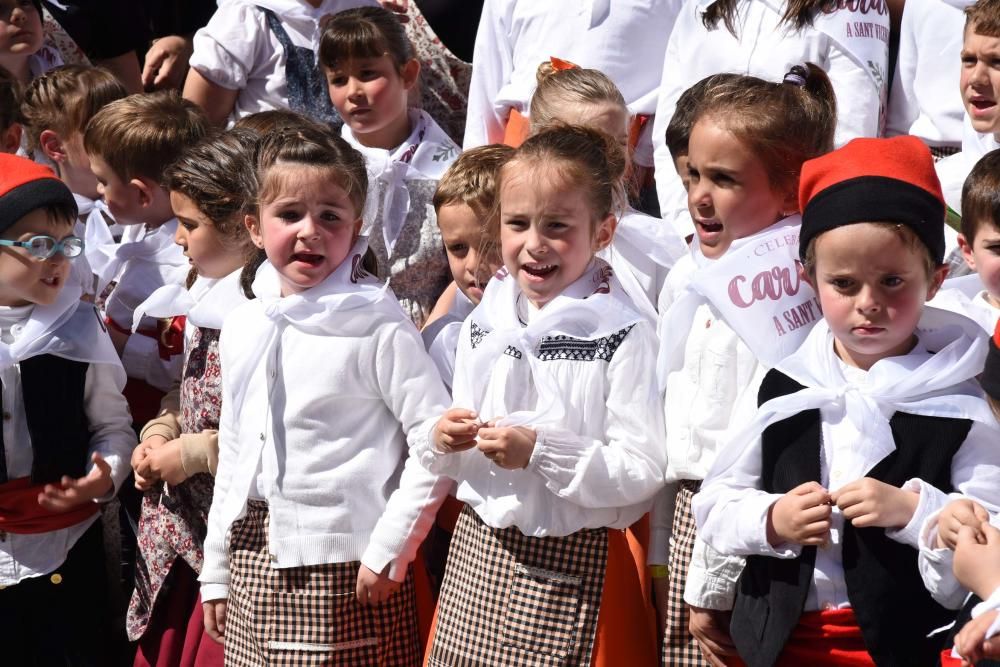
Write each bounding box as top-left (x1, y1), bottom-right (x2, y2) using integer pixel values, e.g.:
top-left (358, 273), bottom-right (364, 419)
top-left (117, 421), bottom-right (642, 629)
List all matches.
top-left (344, 110), bottom-right (459, 255)
top-left (656, 216), bottom-right (817, 387)
top-left (0, 282), bottom-right (123, 383)
top-left (465, 258), bottom-right (644, 427)
top-left (85, 218), bottom-right (186, 295)
top-left (228, 237), bottom-right (399, 416)
top-left (131, 268), bottom-right (248, 332)
top-left (708, 307), bottom-right (994, 481)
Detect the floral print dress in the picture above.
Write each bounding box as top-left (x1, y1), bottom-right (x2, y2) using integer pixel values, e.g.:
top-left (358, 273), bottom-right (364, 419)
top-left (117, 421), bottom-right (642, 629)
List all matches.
top-left (127, 327), bottom-right (222, 641)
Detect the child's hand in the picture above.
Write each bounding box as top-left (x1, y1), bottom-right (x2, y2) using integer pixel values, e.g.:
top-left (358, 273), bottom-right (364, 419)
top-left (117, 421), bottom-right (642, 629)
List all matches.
top-left (135, 439), bottom-right (187, 489)
top-left (37, 452), bottom-right (114, 512)
top-left (954, 522), bottom-right (1000, 600)
top-left (476, 423), bottom-right (536, 470)
top-left (688, 605), bottom-right (737, 666)
top-left (356, 564), bottom-right (401, 606)
top-left (936, 499), bottom-right (990, 550)
top-left (433, 409), bottom-right (481, 454)
top-left (830, 477), bottom-right (918, 529)
top-left (767, 481), bottom-right (831, 547)
top-left (955, 609), bottom-right (1000, 665)
top-left (203, 598), bottom-right (227, 644)
top-left (131, 435), bottom-right (167, 486)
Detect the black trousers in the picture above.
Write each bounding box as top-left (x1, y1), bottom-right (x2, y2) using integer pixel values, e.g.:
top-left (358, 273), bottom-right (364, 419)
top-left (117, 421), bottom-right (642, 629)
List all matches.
top-left (0, 520), bottom-right (111, 667)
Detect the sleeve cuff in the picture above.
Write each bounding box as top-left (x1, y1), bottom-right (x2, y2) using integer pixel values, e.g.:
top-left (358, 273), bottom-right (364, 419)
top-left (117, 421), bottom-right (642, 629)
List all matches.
top-left (887, 478), bottom-right (946, 548)
top-left (360, 546), bottom-right (407, 583)
top-left (744, 493), bottom-right (802, 558)
top-left (200, 583), bottom-right (229, 602)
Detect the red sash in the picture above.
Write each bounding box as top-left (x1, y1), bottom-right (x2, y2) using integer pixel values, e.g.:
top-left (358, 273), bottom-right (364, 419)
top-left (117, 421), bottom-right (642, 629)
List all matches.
top-left (0, 476), bottom-right (99, 534)
top-left (774, 608), bottom-right (876, 667)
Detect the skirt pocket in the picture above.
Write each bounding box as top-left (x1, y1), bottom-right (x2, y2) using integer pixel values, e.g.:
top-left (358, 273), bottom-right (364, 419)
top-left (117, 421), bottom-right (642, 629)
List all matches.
top-left (267, 586), bottom-right (379, 665)
top-left (501, 563), bottom-right (583, 659)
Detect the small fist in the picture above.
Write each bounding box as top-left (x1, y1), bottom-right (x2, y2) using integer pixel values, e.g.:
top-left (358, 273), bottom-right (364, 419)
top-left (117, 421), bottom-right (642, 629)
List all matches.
top-left (768, 481), bottom-right (831, 547)
top-left (433, 409), bottom-right (481, 454)
top-left (476, 423), bottom-right (536, 470)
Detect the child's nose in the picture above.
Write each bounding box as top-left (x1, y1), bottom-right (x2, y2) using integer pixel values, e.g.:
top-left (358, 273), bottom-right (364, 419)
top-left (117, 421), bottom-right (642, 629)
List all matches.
top-left (855, 286), bottom-right (881, 313)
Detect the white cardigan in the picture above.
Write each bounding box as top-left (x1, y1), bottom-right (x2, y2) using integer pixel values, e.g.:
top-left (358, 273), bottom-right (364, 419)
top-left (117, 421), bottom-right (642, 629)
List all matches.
top-left (651, 0), bottom-right (885, 237)
top-left (200, 298), bottom-right (451, 601)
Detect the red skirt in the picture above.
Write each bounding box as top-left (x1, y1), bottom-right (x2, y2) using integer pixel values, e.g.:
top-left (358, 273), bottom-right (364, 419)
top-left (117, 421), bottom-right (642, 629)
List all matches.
top-left (773, 608), bottom-right (876, 667)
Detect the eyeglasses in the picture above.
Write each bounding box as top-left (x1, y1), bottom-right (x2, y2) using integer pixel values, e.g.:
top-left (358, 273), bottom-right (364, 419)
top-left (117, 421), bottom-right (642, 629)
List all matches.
top-left (0, 235), bottom-right (85, 260)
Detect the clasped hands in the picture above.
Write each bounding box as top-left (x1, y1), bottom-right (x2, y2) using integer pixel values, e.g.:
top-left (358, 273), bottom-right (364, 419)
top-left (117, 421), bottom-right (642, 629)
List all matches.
top-left (433, 408), bottom-right (536, 470)
top-left (767, 478), bottom-right (919, 547)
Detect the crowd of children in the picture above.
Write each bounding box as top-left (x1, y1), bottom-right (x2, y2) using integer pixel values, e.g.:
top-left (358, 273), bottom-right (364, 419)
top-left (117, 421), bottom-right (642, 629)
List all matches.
top-left (4, 0), bottom-right (1000, 665)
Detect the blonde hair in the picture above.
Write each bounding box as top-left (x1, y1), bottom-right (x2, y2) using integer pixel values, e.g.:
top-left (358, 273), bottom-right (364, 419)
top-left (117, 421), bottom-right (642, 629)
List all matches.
top-left (21, 65), bottom-right (127, 154)
top-left (529, 61), bottom-right (627, 133)
top-left (83, 91), bottom-right (209, 182)
top-left (433, 144), bottom-right (515, 219)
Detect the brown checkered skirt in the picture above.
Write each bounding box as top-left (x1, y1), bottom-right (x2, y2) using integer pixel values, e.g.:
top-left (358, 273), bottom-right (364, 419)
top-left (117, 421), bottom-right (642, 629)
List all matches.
top-left (662, 480), bottom-right (710, 667)
top-left (225, 501), bottom-right (420, 667)
top-left (427, 505), bottom-right (608, 667)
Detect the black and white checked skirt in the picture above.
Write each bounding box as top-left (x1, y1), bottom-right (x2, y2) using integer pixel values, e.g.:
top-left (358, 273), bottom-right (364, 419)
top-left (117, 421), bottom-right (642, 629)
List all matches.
top-left (427, 505), bottom-right (608, 667)
top-left (225, 500), bottom-right (420, 667)
top-left (662, 480), bottom-right (711, 667)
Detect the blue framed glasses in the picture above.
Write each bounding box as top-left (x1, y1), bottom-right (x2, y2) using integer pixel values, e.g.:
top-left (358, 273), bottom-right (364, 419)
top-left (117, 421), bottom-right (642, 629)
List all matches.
top-left (0, 235), bottom-right (85, 260)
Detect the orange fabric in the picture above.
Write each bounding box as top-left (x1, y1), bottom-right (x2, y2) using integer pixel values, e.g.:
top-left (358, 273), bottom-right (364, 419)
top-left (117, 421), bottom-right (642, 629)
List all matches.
top-left (590, 528), bottom-right (659, 666)
top-left (503, 109), bottom-right (530, 148)
top-left (774, 608), bottom-right (876, 667)
top-left (412, 546), bottom-right (435, 654)
top-left (0, 476), bottom-right (99, 534)
top-left (625, 514), bottom-right (657, 643)
top-left (550, 56), bottom-right (579, 71)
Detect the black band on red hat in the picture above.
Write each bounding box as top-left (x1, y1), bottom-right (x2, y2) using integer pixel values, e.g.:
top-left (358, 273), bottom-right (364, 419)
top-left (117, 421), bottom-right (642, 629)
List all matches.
top-left (799, 175), bottom-right (945, 264)
top-left (0, 179), bottom-right (77, 234)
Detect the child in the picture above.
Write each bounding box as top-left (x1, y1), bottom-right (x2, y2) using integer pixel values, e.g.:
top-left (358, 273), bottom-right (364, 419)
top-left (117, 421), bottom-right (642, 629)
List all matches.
top-left (0, 65), bottom-right (21, 153)
top-left (651, 64), bottom-right (834, 667)
top-left (694, 135), bottom-right (1000, 666)
top-left (82, 91), bottom-right (209, 426)
top-left (126, 130), bottom-right (259, 667)
top-left (199, 122), bottom-right (451, 664)
top-left (528, 61), bottom-right (687, 317)
top-left (184, 0), bottom-right (375, 125)
top-left (0, 0), bottom-right (51, 84)
top-left (321, 5), bottom-right (458, 327)
top-left (937, 0), bottom-right (1000, 235)
top-left (651, 0), bottom-right (889, 238)
top-left (21, 65), bottom-right (128, 296)
top-left (0, 154), bottom-right (135, 665)
top-left (954, 149), bottom-right (1000, 331)
top-left (422, 125), bottom-right (667, 666)
top-left (423, 143), bottom-right (513, 392)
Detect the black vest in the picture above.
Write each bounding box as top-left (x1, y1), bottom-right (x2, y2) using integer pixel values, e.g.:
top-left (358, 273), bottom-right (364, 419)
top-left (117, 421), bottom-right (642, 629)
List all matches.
top-left (730, 369), bottom-right (970, 667)
top-left (0, 355), bottom-right (92, 485)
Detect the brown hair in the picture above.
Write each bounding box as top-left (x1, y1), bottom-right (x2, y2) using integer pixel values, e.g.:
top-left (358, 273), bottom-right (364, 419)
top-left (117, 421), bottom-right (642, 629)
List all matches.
top-left (966, 0), bottom-right (1000, 36)
top-left (233, 108), bottom-right (325, 136)
top-left (666, 73), bottom-right (745, 160)
top-left (962, 150), bottom-right (1000, 242)
top-left (703, 0), bottom-right (840, 34)
top-left (801, 222), bottom-right (939, 278)
top-left (164, 129), bottom-right (261, 289)
top-left (21, 65), bottom-right (127, 154)
top-left (498, 124), bottom-right (627, 240)
top-left (694, 63), bottom-right (837, 199)
top-left (433, 144), bottom-right (515, 219)
top-left (529, 62), bottom-right (627, 134)
top-left (252, 122), bottom-right (378, 279)
top-left (83, 90), bottom-right (210, 183)
top-left (0, 65), bottom-right (21, 132)
top-left (318, 5), bottom-right (413, 71)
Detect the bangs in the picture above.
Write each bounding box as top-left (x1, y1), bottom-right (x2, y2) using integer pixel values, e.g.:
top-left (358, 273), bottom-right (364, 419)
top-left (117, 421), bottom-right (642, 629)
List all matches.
top-left (319, 24), bottom-right (394, 69)
top-left (258, 161), bottom-right (364, 213)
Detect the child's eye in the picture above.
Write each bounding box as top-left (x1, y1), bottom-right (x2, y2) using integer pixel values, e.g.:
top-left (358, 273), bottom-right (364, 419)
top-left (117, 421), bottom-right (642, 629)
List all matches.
top-left (830, 278), bottom-right (854, 290)
top-left (321, 211), bottom-right (341, 222)
top-left (503, 218), bottom-right (528, 230)
top-left (447, 243), bottom-right (468, 254)
top-left (328, 75), bottom-right (347, 86)
top-left (180, 220), bottom-right (196, 231)
top-left (883, 276), bottom-right (903, 287)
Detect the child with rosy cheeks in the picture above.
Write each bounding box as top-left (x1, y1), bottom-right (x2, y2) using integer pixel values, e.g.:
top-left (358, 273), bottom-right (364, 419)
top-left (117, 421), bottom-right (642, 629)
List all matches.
top-left (0, 0), bottom-right (44, 84)
top-left (954, 150), bottom-right (1000, 331)
top-left (422, 125), bottom-right (666, 666)
top-left (126, 130), bottom-right (259, 667)
top-left (695, 136), bottom-right (1000, 666)
top-left (321, 5), bottom-right (459, 327)
top-left (199, 123), bottom-right (450, 665)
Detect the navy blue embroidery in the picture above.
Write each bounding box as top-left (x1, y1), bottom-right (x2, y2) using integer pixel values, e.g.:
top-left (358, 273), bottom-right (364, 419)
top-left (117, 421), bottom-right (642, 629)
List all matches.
top-left (537, 324), bottom-right (636, 362)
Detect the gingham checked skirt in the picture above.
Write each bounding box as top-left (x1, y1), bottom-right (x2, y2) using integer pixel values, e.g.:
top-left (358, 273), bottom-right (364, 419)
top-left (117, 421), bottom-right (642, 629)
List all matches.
top-left (662, 480), bottom-right (710, 667)
top-left (427, 505), bottom-right (607, 667)
top-left (224, 500), bottom-right (421, 667)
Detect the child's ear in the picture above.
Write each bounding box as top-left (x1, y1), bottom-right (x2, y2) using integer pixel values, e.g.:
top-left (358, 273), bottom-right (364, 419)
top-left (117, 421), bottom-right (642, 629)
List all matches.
top-left (131, 177), bottom-right (158, 208)
top-left (245, 213), bottom-right (264, 249)
top-left (38, 129), bottom-right (66, 164)
top-left (957, 233), bottom-right (977, 272)
top-left (401, 59), bottom-right (421, 91)
top-left (352, 218), bottom-right (363, 237)
top-left (798, 261), bottom-right (815, 290)
top-left (780, 187), bottom-right (800, 217)
top-left (592, 213), bottom-right (617, 251)
top-left (0, 123), bottom-right (21, 155)
top-left (926, 264), bottom-right (950, 301)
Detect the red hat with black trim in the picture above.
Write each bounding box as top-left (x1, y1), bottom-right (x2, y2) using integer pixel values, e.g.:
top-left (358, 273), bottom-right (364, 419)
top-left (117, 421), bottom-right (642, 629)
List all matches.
top-left (0, 153), bottom-right (76, 233)
top-left (983, 321), bottom-right (1000, 401)
top-left (798, 135), bottom-right (945, 264)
